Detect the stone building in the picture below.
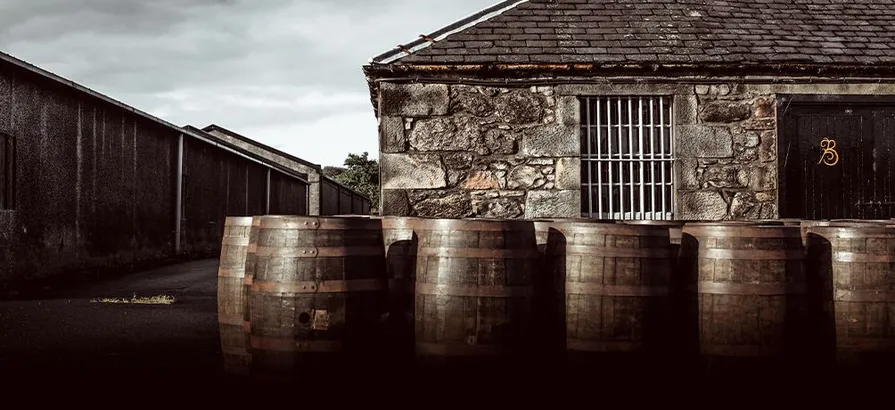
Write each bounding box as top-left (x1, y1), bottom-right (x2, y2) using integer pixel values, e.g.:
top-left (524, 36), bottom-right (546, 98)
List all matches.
top-left (363, 0), bottom-right (895, 221)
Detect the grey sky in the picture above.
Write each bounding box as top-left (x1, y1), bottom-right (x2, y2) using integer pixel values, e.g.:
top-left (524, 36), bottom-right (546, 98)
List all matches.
top-left (0, 0), bottom-right (496, 167)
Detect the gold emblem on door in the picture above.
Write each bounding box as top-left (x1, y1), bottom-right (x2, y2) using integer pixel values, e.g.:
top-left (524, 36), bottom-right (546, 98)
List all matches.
top-left (818, 138), bottom-right (839, 166)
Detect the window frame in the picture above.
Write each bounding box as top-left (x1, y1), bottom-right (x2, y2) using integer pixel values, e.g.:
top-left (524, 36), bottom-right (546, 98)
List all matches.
top-left (579, 95), bottom-right (676, 221)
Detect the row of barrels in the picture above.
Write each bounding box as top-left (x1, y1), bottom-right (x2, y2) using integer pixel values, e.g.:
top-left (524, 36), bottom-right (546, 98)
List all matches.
top-left (217, 216), bottom-right (895, 381)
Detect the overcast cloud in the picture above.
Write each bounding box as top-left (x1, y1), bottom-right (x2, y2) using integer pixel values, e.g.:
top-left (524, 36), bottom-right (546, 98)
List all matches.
top-left (0, 0), bottom-right (495, 167)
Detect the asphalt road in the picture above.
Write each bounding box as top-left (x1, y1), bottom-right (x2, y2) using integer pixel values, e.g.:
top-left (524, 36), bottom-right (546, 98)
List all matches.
top-left (0, 259), bottom-right (232, 394)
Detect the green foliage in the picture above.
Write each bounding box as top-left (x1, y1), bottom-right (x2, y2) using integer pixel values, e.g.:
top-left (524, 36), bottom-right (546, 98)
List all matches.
top-left (331, 152), bottom-right (379, 212)
top-left (322, 166), bottom-right (346, 178)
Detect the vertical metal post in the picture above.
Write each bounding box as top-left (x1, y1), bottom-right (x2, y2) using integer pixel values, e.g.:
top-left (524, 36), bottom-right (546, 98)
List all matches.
top-left (638, 97), bottom-right (645, 220)
top-left (617, 98), bottom-right (624, 220)
top-left (265, 167), bottom-right (271, 214)
top-left (595, 98), bottom-right (603, 218)
top-left (174, 133), bottom-right (184, 253)
top-left (606, 98), bottom-right (614, 218)
top-left (585, 98), bottom-right (593, 218)
top-left (660, 97), bottom-right (667, 219)
top-left (627, 97), bottom-right (635, 219)
top-left (649, 98), bottom-right (656, 220)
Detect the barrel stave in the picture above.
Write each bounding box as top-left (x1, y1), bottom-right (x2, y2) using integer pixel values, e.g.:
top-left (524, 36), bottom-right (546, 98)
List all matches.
top-left (549, 222), bottom-right (676, 373)
top-left (414, 219), bottom-right (538, 374)
top-left (249, 216), bottom-right (387, 379)
top-left (217, 216), bottom-right (254, 375)
top-left (682, 225), bottom-right (809, 376)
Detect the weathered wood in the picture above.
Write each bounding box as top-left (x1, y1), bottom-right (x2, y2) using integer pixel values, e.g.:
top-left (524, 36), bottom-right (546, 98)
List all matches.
top-left (548, 221), bottom-right (677, 371)
top-left (247, 215), bottom-right (387, 379)
top-left (805, 224), bottom-right (895, 369)
top-left (217, 216), bottom-right (254, 375)
top-left (680, 224), bottom-right (809, 375)
top-left (382, 216), bottom-right (419, 363)
top-left (414, 218), bottom-right (539, 373)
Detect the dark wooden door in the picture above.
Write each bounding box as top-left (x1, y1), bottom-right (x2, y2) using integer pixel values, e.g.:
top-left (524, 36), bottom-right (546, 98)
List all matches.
top-left (779, 96), bottom-right (895, 220)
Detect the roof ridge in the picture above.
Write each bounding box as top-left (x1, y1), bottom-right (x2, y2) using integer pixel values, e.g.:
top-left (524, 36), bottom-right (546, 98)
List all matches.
top-left (201, 124), bottom-right (322, 170)
top-left (368, 0), bottom-right (528, 65)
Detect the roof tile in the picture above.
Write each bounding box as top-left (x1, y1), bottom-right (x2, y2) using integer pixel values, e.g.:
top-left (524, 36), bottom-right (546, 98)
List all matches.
top-left (374, 0), bottom-right (895, 67)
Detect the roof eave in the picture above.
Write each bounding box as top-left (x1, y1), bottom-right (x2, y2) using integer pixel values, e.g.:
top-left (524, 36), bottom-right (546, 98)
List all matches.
top-left (368, 0), bottom-right (528, 65)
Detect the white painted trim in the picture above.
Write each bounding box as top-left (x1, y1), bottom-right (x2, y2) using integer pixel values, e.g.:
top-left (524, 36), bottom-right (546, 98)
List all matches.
top-left (372, 0), bottom-right (528, 65)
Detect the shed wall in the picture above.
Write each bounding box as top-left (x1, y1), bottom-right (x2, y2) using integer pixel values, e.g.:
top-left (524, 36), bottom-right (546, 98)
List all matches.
top-left (0, 62), bottom-right (308, 285)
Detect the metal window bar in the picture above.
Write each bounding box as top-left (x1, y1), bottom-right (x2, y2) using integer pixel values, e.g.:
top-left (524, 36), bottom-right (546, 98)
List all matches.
top-left (580, 96), bottom-right (675, 220)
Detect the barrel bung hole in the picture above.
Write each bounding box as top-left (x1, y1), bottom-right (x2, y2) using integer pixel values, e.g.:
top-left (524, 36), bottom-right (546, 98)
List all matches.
top-left (299, 312), bottom-right (311, 324)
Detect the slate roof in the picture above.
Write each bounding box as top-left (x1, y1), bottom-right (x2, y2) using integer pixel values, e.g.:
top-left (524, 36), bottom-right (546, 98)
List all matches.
top-left (368, 0), bottom-right (895, 67)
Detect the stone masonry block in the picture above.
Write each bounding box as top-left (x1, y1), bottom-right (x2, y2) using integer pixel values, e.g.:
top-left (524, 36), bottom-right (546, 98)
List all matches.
top-left (554, 157), bottom-right (580, 190)
top-left (380, 116), bottom-right (406, 153)
top-left (380, 153), bottom-right (447, 190)
top-left (522, 124), bottom-right (579, 157)
top-left (380, 83), bottom-right (450, 117)
top-left (676, 124), bottom-right (734, 158)
top-left (380, 189), bottom-right (410, 216)
top-left (525, 190), bottom-right (580, 219)
top-left (678, 190), bottom-right (728, 220)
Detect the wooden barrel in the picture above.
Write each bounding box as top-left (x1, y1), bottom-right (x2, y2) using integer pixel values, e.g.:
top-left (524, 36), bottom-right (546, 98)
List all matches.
top-left (217, 216), bottom-right (254, 375)
top-left (547, 221), bottom-right (677, 373)
top-left (804, 224), bottom-right (895, 370)
top-left (680, 224), bottom-right (809, 376)
top-left (248, 215), bottom-right (387, 380)
top-left (381, 216), bottom-right (419, 363)
top-left (414, 218), bottom-right (539, 375)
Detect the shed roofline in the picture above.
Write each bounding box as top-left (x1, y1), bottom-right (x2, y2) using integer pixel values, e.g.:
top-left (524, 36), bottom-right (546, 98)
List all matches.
top-left (181, 126), bottom-right (310, 184)
top-left (368, 0), bottom-right (527, 65)
top-left (0, 49), bottom-right (311, 185)
top-left (201, 124), bottom-right (322, 171)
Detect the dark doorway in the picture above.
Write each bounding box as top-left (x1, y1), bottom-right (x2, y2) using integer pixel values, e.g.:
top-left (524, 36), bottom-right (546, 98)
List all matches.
top-left (778, 95), bottom-right (895, 220)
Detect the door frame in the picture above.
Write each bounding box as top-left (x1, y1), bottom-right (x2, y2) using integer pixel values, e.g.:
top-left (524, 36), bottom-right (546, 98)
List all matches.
top-left (776, 94), bottom-right (895, 218)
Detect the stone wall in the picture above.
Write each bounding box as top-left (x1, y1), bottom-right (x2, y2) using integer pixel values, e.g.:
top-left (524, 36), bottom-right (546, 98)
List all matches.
top-left (676, 84), bottom-right (778, 220)
top-left (379, 83), bottom-right (581, 219)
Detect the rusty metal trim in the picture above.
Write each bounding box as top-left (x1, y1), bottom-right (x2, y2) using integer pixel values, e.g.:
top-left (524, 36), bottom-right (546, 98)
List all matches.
top-left (417, 247), bottom-right (538, 259)
top-left (567, 339), bottom-right (641, 352)
top-left (835, 289), bottom-right (895, 302)
top-left (701, 344), bottom-right (766, 357)
top-left (700, 249), bottom-right (804, 260)
top-left (253, 246), bottom-right (383, 258)
top-left (694, 281), bottom-right (807, 295)
top-left (416, 219), bottom-right (535, 232)
top-left (382, 217), bottom-right (423, 230)
top-left (217, 268), bottom-right (246, 279)
top-left (221, 347), bottom-right (248, 356)
top-left (416, 283), bottom-right (533, 297)
top-left (218, 314), bottom-right (244, 327)
top-left (557, 245), bottom-right (674, 258)
top-left (253, 279), bottom-right (386, 294)
top-left (250, 336), bottom-right (342, 352)
top-left (836, 337), bottom-right (895, 350)
top-left (415, 342), bottom-right (502, 356)
top-left (565, 283), bottom-right (670, 297)
top-left (832, 252), bottom-right (895, 263)
top-left (551, 225), bottom-right (670, 237)
top-left (807, 227), bottom-right (895, 239)
top-left (684, 226), bottom-right (801, 238)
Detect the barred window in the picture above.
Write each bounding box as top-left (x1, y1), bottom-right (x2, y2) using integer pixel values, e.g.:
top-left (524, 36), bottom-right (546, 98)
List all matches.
top-left (0, 132), bottom-right (15, 210)
top-left (580, 96), bottom-right (675, 220)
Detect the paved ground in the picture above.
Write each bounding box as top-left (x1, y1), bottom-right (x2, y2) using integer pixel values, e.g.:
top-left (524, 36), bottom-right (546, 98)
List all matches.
top-left (0, 258), bottom-right (886, 402)
top-left (0, 259), bottom-right (232, 395)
